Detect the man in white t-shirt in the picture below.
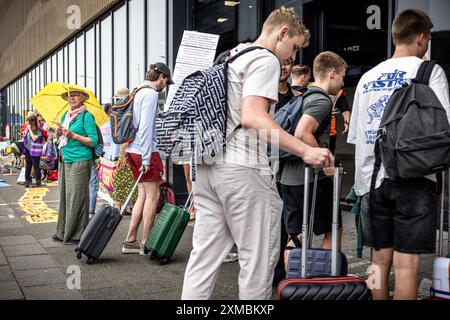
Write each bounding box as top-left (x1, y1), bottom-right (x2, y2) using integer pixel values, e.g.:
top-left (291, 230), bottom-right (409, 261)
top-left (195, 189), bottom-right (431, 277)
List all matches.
top-left (348, 9), bottom-right (450, 300)
top-left (181, 8), bottom-right (334, 300)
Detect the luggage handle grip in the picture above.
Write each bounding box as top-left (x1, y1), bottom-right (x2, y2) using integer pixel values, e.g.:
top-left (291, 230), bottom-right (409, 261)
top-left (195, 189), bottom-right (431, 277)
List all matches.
top-left (120, 170), bottom-right (145, 216)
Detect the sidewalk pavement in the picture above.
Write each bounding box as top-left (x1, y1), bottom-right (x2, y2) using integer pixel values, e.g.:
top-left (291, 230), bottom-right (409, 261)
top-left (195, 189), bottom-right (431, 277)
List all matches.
top-left (0, 172), bottom-right (441, 300)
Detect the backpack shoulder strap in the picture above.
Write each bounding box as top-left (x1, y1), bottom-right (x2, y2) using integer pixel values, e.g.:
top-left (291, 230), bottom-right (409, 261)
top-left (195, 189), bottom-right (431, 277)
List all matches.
top-left (415, 60), bottom-right (437, 85)
top-left (132, 85), bottom-right (153, 97)
top-left (301, 87), bottom-right (333, 104)
top-left (226, 46), bottom-right (278, 64)
top-left (114, 86), bottom-right (153, 109)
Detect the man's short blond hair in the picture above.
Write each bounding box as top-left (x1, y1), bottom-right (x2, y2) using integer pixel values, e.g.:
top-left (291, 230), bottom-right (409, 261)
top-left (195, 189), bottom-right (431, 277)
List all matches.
top-left (313, 51), bottom-right (348, 80)
top-left (262, 7), bottom-right (311, 48)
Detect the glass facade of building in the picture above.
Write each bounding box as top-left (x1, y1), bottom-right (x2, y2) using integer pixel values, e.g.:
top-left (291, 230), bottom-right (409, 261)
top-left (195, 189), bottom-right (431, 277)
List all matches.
top-left (3, 0), bottom-right (166, 142)
top-left (1, 0), bottom-right (449, 145)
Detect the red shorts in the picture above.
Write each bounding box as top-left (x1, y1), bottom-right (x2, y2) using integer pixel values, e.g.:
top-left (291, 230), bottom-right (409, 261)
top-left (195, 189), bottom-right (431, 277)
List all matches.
top-left (127, 152), bottom-right (164, 183)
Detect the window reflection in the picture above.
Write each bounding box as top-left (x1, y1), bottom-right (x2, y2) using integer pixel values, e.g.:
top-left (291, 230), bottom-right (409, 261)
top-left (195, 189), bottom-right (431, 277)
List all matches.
top-left (114, 6), bottom-right (127, 90)
top-left (69, 41), bottom-right (76, 84)
top-left (129, 0), bottom-right (145, 90)
top-left (194, 0), bottom-right (260, 58)
top-left (86, 28), bottom-right (95, 94)
top-left (101, 16), bottom-right (113, 104)
top-left (77, 36), bottom-right (85, 87)
top-left (148, 0), bottom-right (167, 67)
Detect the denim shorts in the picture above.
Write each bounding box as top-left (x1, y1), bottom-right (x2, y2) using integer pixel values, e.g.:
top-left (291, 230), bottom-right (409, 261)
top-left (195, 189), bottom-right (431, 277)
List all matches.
top-left (360, 178), bottom-right (438, 254)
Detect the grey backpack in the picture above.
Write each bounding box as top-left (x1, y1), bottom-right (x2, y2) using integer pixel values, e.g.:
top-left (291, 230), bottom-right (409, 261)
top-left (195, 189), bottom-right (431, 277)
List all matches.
top-left (271, 87), bottom-right (332, 161)
top-left (110, 86), bottom-right (152, 145)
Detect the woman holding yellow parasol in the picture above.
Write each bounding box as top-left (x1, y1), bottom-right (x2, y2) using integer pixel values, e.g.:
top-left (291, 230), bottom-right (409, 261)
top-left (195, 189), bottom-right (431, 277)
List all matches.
top-left (31, 83), bottom-right (107, 245)
top-left (53, 89), bottom-right (98, 245)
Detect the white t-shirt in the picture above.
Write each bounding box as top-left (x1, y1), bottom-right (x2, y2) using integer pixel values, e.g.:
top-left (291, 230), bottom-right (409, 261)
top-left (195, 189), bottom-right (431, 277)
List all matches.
top-left (348, 57), bottom-right (450, 196)
top-left (126, 82), bottom-right (159, 165)
top-left (220, 43), bottom-right (280, 169)
top-left (100, 121), bottom-right (121, 161)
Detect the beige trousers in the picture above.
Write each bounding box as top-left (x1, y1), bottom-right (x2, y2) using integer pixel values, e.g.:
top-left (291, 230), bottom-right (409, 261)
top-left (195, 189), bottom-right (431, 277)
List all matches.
top-left (181, 164), bottom-right (282, 300)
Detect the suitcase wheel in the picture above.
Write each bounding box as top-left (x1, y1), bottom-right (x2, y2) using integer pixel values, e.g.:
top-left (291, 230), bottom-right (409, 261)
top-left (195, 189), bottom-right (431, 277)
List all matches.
top-left (149, 251), bottom-right (157, 261)
top-left (86, 257), bottom-right (96, 265)
top-left (159, 257), bottom-right (169, 265)
top-left (144, 247), bottom-right (149, 255)
top-left (76, 250), bottom-right (82, 260)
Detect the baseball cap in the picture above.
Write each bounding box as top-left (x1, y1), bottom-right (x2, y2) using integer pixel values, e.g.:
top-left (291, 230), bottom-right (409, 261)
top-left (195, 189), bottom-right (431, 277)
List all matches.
top-left (153, 62), bottom-right (174, 85)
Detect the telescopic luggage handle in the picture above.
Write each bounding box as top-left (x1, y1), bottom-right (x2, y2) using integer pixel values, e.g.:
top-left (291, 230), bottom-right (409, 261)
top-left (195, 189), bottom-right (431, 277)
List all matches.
top-left (301, 166), bottom-right (344, 278)
top-left (438, 168), bottom-right (450, 257)
top-left (331, 166), bottom-right (344, 277)
top-left (119, 170), bottom-right (145, 216)
top-left (301, 166), bottom-right (312, 278)
top-left (308, 170), bottom-right (319, 249)
top-left (183, 192), bottom-right (195, 213)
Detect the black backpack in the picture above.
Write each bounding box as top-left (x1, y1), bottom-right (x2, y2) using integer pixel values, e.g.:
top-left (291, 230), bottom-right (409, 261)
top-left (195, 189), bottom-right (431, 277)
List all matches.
top-left (110, 85), bottom-right (153, 145)
top-left (372, 60), bottom-right (450, 182)
top-left (271, 87), bottom-right (332, 161)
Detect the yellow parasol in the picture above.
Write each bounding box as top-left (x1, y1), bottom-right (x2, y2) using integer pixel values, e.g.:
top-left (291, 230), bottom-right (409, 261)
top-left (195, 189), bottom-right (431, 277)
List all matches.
top-left (30, 82), bottom-right (109, 129)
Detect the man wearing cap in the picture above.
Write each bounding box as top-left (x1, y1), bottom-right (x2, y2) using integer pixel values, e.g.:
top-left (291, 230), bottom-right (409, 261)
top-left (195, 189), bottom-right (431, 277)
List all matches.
top-left (122, 62), bottom-right (173, 255)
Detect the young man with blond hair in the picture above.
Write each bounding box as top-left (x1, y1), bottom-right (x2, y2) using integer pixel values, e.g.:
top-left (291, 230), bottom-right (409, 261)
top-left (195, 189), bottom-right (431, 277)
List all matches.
top-left (181, 8), bottom-right (334, 300)
top-left (349, 10), bottom-right (450, 300)
top-left (281, 51), bottom-right (347, 263)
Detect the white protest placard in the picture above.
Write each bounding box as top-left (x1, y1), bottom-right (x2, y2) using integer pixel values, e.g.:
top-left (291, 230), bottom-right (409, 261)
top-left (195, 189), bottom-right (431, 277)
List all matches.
top-left (165, 31), bottom-right (220, 110)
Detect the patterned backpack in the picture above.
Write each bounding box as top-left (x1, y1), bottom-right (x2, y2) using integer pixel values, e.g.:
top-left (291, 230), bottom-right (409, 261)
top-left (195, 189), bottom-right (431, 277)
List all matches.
top-left (156, 46), bottom-right (269, 177)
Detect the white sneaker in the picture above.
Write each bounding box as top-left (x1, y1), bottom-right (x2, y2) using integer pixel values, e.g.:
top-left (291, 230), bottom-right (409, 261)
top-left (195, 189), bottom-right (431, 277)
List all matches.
top-left (223, 252), bottom-right (238, 263)
top-left (139, 242), bottom-right (147, 256)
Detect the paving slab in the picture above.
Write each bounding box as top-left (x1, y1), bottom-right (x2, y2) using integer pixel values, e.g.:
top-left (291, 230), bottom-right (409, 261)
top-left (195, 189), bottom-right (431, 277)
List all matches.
top-left (8, 255), bottom-right (57, 271)
top-left (0, 280), bottom-right (24, 300)
top-left (14, 268), bottom-right (67, 287)
top-left (0, 221), bottom-right (24, 229)
top-left (0, 265), bottom-right (14, 281)
top-left (38, 238), bottom-right (64, 249)
top-left (0, 235), bottom-right (38, 246)
top-left (0, 248), bottom-right (6, 266)
top-left (3, 243), bottom-right (46, 257)
top-left (22, 284), bottom-right (85, 300)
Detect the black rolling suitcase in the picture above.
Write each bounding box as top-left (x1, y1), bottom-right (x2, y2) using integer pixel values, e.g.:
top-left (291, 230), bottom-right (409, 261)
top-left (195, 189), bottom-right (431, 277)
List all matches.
top-left (75, 171), bottom-right (143, 265)
top-left (285, 169), bottom-right (348, 278)
top-left (278, 167), bottom-right (372, 300)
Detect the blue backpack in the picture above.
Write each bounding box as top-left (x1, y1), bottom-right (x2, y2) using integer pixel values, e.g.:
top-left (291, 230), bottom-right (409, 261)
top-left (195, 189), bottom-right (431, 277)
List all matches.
top-left (271, 87), bottom-right (331, 161)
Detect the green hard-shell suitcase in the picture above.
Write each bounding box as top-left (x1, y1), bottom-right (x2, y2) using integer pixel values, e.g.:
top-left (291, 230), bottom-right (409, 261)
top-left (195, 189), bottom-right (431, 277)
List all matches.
top-left (144, 193), bottom-right (193, 264)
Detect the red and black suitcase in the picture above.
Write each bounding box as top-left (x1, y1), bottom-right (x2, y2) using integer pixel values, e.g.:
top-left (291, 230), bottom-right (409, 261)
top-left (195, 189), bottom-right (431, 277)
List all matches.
top-left (278, 166), bottom-right (372, 300)
top-left (75, 171), bottom-right (144, 265)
